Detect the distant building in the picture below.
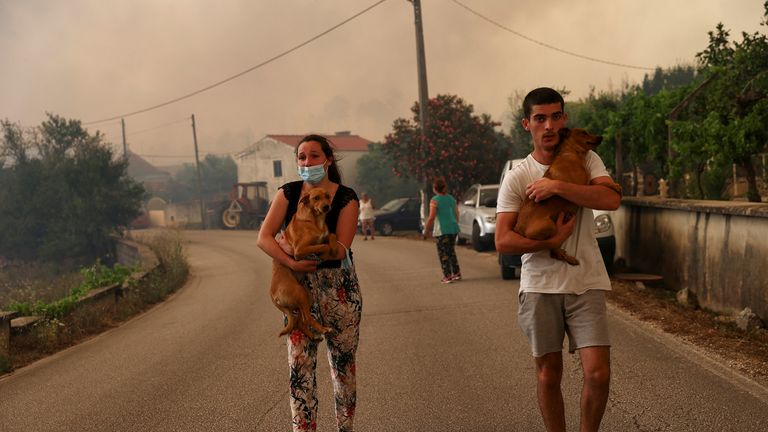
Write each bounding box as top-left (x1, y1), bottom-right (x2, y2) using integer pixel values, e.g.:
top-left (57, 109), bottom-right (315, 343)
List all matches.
top-left (234, 132), bottom-right (372, 201)
top-left (126, 150), bottom-right (171, 195)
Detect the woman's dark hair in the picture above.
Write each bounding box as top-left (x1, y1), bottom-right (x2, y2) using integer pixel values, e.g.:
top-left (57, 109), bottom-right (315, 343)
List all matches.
top-left (433, 176), bottom-right (447, 194)
top-left (297, 134), bottom-right (342, 183)
top-left (523, 87), bottom-right (565, 119)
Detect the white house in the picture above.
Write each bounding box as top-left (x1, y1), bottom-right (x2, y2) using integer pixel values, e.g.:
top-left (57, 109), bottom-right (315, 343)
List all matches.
top-left (234, 132), bottom-right (372, 201)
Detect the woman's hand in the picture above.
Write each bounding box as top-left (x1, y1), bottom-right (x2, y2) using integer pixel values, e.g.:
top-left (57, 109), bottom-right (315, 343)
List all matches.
top-left (276, 233), bottom-right (294, 256)
top-left (290, 259), bottom-right (319, 273)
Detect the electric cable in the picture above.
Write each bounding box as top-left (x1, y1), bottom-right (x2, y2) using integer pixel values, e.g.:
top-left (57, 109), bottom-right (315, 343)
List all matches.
top-left (83, 0), bottom-right (390, 126)
top-left (450, 0), bottom-right (655, 71)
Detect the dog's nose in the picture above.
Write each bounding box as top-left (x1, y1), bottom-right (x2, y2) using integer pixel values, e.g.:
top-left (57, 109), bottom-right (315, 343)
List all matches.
top-left (322, 204), bottom-right (330, 213)
top-left (595, 136), bottom-right (603, 144)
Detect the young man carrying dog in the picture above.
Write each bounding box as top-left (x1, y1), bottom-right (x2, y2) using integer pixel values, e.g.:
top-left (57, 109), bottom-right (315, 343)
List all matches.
top-left (495, 87), bottom-right (621, 432)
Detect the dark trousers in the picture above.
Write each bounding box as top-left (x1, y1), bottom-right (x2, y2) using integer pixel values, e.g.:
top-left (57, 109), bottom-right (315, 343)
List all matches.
top-left (436, 234), bottom-right (460, 277)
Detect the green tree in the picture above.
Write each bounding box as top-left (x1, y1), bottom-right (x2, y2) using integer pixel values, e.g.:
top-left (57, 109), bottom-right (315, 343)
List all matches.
top-left (383, 94), bottom-right (511, 194)
top-left (355, 142), bottom-right (421, 206)
top-left (161, 154), bottom-right (237, 203)
top-left (673, 7), bottom-right (768, 201)
top-left (0, 114), bottom-right (145, 261)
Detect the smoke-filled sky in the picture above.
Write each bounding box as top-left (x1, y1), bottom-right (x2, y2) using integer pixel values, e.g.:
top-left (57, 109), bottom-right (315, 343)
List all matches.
top-left (1, 0), bottom-right (764, 166)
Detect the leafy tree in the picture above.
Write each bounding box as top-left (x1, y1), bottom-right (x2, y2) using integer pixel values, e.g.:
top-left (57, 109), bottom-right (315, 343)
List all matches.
top-left (383, 94), bottom-right (511, 195)
top-left (355, 142), bottom-right (421, 206)
top-left (0, 114), bottom-right (145, 261)
top-left (672, 7), bottom-right (768, 201)
top-left (160, 154), bottom-right (237, 203)
top-left (641, 65), bottom-right (697, 96)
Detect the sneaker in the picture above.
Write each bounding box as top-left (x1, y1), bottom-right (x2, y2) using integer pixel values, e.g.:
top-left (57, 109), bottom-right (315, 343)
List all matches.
top-left (450, 273), bottom-right (462, 281)
top-left (441, 276), bottom-right (454, 284)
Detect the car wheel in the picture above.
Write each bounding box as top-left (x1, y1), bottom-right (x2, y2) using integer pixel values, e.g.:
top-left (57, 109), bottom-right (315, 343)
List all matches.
top-left (501, 264), bottom-right (517, 280)
top-left (380, 222), bottom-right (394, 236)
top-left (471, 223), bottom-right (486, 252)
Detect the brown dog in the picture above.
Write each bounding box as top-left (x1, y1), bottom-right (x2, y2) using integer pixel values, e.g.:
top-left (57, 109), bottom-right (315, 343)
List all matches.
top-left (513, 128), bottom-right (621, 265)
top-left (270, 187), bottom-right (338, 340)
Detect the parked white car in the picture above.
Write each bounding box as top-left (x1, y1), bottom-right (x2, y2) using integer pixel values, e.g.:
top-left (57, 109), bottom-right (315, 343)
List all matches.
top-left (457, 183), bottom-right (499, 252)
top-left (496, 159), bottom-right (616, 279)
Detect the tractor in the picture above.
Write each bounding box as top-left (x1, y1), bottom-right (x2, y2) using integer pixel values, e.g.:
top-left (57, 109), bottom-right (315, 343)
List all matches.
top-left (219, 182), bottom-right (269, 229)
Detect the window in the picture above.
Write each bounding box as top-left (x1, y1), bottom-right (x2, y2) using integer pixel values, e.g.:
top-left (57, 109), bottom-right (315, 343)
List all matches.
top-left (273, 160), bottom-right (283, 177)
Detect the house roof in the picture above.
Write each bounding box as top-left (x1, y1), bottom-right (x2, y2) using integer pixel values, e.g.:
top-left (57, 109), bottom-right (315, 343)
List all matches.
top-left (127, 150), bottom-right (171, 181)
top-left (267, 133), bottom-right (372, 152)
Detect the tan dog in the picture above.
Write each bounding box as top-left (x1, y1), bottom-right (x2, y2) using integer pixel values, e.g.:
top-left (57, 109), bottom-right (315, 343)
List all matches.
top-left (513, 128), bottom-right (622, 265)
top-left (270, 187), bottom-right (338, 340)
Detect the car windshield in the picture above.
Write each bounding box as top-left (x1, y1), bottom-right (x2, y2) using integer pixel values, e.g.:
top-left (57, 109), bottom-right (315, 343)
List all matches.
top-left (379, 198), bottom-right (408, 212)
top-left (479, 187), bottom-right (499, 206)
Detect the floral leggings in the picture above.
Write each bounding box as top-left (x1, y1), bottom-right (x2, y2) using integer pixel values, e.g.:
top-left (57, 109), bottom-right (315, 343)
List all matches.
top-left (436, 234), bottom-right (461, 278)
top-left (287, 266), bottom-right (362, 432)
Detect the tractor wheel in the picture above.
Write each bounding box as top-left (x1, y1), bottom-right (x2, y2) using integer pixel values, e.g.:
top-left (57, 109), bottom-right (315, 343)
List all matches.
top-left (246, 216), bottom-right (262, 230)
top-left (221, 209), bottom-right (241, 229)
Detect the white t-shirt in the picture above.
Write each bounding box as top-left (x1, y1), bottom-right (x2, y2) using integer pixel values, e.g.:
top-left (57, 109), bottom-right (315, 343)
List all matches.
top-left (359, 199), bottom-right (375, 220)
top-left (497, 152), bottom-right (611, 295)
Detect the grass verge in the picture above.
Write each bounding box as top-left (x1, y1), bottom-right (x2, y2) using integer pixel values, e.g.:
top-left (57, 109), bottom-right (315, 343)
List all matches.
top-left (5, 230), bottom-right (189, 373)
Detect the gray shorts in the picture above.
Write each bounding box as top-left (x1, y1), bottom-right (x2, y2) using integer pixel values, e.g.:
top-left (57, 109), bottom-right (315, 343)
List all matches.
top-left (517, 290), bottom-right (610, 357)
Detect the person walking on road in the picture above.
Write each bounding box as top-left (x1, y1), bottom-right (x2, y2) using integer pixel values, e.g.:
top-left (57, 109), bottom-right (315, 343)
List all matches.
top-left (495, 87), bottom-right (622, 432)
top-left (359, 192), bottom-right (375, 240)
top-left (257, 134), bottom-right (362, 432)
top-left (423, 176), bottom-right (462, 284)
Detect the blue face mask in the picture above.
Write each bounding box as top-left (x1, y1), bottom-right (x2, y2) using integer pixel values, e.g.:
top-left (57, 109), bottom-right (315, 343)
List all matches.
top-left (297, 161), bottom-right (327, 184)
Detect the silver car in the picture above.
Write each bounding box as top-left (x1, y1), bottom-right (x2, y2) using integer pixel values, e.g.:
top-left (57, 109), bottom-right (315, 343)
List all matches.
top-left (457, 183), bottom-right (499, 252)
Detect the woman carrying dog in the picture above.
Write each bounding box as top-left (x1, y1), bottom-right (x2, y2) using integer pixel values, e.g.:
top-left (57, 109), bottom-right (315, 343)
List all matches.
top-left (257, 134), bottom-right (361, 432)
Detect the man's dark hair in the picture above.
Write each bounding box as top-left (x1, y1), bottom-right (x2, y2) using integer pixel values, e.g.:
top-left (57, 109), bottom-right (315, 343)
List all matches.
top-left (523, 87), bottom-right (565, 119)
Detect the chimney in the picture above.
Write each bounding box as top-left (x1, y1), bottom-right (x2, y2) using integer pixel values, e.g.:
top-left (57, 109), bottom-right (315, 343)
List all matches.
top-left (334, 131), bottom-right (351, 136)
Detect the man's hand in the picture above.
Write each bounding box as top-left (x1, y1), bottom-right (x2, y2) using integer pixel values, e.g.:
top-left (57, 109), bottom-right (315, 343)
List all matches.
top-left (525, 178), bottom-right (560, 202)
top-left (548, 212), bottom-right (576, 248)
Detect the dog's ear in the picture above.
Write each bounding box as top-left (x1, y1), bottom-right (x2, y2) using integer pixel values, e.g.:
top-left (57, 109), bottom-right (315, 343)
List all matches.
top-left (558, 128), bottom-right (571, 139)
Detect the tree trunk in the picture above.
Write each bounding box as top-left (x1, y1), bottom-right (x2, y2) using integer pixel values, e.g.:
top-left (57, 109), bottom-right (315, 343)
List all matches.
top-left (743, 159), bottom-right (762, 202)
top-left (615, 135), bottom-right (624, 185)
top-left (696, 161), bottom-right (706, 199)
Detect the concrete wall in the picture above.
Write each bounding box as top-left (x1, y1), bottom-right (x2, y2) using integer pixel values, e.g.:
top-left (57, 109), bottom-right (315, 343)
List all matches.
top-left (614, 197), bottom-right (768, 319)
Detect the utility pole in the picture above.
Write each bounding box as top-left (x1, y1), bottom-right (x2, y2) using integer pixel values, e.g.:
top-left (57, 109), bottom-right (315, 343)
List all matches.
top-left (191, 114), bottom-right (206, 230)
top-left (409, 0), bottom-right (431, 228)
top-left (121, 118), bottom-right (127, 159)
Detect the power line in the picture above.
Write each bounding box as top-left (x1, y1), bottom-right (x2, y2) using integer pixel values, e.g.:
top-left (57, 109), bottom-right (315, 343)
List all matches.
top-left (450, 0), bottom-right (655, 71)
top-left (124, 118), bottom-right (190, 137)
top-left (83, 0), bottom-right (390, 126)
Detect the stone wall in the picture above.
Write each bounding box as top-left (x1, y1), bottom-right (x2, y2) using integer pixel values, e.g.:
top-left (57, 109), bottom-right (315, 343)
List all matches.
top-left (614, 197), bottom-right (768, 319)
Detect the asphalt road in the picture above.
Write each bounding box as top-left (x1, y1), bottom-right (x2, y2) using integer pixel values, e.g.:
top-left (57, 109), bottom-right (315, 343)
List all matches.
top-left (1, 230), bottom-right (767, 431)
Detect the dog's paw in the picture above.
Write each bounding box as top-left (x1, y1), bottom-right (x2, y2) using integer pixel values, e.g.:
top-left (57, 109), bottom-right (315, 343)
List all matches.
top-left (551, 248), bottom-right (580, 266)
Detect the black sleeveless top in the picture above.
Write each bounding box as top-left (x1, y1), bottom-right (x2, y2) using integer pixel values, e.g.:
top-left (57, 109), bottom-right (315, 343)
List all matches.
top-left (280, 181), bottom-right (358, 268)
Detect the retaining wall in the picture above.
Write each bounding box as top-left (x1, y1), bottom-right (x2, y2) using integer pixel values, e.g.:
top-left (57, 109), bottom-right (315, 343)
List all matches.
top-left (614, 197), bottom-right (768, 319)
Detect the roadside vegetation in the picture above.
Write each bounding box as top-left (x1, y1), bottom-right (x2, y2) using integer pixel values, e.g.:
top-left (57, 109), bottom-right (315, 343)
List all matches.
top-left (6, 229), bottom-right (189, 372)
top-left (4, 261), bottom-right (135, 319)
